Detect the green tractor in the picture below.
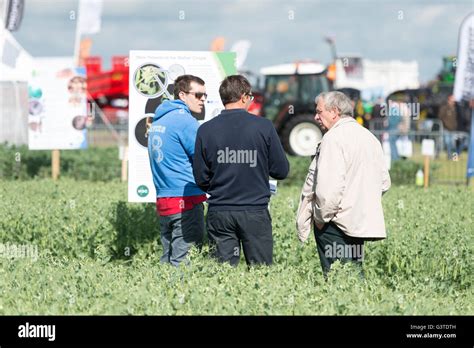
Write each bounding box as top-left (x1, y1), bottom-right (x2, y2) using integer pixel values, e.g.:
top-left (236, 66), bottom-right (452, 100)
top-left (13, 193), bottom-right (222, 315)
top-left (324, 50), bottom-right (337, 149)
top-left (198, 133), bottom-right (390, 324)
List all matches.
top-left (438, 55), bottom-right (456, 85)
top-left (258, 62), bottom-right (333, 156)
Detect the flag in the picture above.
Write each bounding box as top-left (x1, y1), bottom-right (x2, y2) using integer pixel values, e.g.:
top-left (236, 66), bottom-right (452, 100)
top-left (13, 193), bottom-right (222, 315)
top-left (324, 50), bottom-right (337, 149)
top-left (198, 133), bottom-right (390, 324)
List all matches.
top-left (4, 0), bottom-right (25, 32)
top-left (230, 40), bottom-right (251, 70)
top-left (210, 37), bottom-right (226, 52)
top-left (453, 13), bottom-right (474, 102)
top-left (0, 17), bottom-right (33, 81)
top-left (77, 0), bottom-right (103, 35)
top-left (467, 111), bottom-right (474, 179)
top-left (453, 13), bottom-right (474, 179)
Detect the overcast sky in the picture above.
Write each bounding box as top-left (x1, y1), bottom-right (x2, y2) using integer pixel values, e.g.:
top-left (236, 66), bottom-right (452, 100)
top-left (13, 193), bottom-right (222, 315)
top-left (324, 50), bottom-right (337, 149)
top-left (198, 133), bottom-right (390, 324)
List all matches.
top-left (5, 0), bottom-right (474, 83)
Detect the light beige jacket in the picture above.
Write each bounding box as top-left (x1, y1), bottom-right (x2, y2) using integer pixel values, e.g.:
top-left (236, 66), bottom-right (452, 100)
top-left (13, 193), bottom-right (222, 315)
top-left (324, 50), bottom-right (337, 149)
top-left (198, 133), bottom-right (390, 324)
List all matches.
top-left (296, 117), bottom-right (391, 242)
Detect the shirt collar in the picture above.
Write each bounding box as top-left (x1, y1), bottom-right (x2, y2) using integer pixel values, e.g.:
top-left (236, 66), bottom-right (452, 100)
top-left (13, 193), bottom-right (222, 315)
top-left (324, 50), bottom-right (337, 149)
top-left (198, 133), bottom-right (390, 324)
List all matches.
top-left (328, 117), bottom-right (356, 132)
top-left (220, 108), bottom-right (246, 114)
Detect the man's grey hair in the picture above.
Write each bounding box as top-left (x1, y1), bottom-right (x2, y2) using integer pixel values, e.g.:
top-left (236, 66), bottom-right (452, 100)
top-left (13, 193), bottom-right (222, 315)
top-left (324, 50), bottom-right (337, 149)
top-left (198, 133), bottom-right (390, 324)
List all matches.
top-left (315, 91), bottom-right (354, 118)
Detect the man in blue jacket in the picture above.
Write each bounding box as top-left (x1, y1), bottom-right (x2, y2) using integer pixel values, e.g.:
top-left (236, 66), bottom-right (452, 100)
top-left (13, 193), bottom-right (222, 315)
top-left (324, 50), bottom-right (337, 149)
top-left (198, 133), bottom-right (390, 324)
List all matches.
top-left (148, 75), bottom-right (207, 266)
top-left (193, 75), bottom-right (290, 266)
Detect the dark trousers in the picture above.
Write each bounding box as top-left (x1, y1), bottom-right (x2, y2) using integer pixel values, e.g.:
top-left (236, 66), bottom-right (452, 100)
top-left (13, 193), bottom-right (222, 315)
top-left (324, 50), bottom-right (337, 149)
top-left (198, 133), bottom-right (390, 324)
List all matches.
top-left (206, 208), bottom-right (273, 266)
top-left (314, 222), bottom-right (364, 275)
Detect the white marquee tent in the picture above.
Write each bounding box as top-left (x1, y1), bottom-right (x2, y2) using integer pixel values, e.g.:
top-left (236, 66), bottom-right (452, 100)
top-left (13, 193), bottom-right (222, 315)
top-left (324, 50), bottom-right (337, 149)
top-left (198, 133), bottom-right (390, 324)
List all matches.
top-left (0, 15), bottom-right (32, 145)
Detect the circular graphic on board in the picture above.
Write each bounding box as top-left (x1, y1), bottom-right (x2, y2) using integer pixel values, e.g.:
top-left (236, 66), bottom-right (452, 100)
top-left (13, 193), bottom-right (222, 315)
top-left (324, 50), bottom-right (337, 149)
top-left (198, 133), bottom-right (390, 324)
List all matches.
top-left (145, 97), bottom-right (163, 114)
top-left (134, 114), bottom-right (155, 148)
top-left (67, 76), bottom-right (87, 94)
top-left (29, 100), bottom-right (43, 116)
top-left (72, 116), bottom-right (87, 130)
top-left (28, 86), bottom-right (43, 99)
top-left (67, 76), bottom-right (87, 107)
top-left (137, 185), bottom-right (149, 197)
top-left (133, 63), bottom-right (170, 98)
top-left (168, 64), bottom-right (186, 81)
top-left (28, 118), bottom-right (42, 132)
top-left (144, 83), bottom-right (175, 114)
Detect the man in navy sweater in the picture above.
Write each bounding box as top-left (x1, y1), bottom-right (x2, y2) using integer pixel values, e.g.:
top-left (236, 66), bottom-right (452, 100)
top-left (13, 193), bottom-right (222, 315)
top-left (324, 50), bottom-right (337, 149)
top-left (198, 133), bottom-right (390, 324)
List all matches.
top-left (193, 75), bottom-right (289, 266)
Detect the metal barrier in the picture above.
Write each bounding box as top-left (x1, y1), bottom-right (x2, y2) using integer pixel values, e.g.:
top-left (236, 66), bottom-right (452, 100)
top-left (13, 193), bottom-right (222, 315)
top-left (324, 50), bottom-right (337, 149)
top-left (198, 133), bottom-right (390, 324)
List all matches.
top-left (87, 123), bottom-right (128, 147)
top-left (86, 100), bottom-right (128, 147)
top-left (369, 119), bottom-right (470, 185)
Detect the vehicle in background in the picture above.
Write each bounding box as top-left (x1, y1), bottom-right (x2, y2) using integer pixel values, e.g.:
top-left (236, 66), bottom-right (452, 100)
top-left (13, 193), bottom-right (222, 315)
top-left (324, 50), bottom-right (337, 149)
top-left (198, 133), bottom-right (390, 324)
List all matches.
top-left (85, 56), bottom-right (129, 124)
top-left (240, 70), bottom-right (264, 116)
top-left (438, 55), bottom-right (456, 85)
top-left (85, 60), bottom-right (266, 124)
top-left (257, 61), bottom-right (333, 156)
top-left (84, 57), bottom-right (332, 157)
top-left (385, 56), bottom-right (457, 126)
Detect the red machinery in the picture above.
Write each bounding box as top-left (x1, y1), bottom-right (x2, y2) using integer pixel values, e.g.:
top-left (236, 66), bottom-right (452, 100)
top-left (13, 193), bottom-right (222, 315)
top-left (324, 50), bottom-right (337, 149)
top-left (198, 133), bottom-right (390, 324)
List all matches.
top-left (248, 92), bottom-right (264, 116)
top-left (85, 56), bottom-right (129, 124)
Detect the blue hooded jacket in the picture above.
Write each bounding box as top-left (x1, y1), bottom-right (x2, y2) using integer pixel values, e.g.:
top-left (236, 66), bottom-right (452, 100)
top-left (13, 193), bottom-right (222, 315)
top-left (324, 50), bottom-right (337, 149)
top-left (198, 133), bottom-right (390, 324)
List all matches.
top-left (148, 99), bottom-right (205, 198)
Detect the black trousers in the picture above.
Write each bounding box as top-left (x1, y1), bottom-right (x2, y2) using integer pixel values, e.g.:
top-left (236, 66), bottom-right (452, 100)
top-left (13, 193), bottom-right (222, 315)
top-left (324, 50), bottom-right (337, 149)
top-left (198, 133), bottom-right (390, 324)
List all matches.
top-left (206, 208), bottom-right (273, 266)
top-left (314, 222), bottom-right (364, 275)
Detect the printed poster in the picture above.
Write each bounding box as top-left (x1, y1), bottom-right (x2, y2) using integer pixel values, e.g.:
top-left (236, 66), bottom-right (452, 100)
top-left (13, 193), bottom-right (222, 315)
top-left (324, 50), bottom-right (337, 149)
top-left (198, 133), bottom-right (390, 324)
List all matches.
top-left (28, 57), bottom-right (88, 150)
top-left (128, 50), bottom-right (236, 202)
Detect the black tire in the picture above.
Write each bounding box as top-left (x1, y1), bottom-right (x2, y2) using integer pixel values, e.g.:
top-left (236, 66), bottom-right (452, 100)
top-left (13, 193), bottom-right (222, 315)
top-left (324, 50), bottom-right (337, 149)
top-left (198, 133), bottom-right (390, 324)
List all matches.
top-left (280, 114), bottom-right (323, 156)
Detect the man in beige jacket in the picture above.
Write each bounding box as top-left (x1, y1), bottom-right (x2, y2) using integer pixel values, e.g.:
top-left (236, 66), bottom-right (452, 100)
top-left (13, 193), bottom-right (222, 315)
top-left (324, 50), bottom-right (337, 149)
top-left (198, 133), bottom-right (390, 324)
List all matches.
top-left (296, 91), bottom-right (391, 275)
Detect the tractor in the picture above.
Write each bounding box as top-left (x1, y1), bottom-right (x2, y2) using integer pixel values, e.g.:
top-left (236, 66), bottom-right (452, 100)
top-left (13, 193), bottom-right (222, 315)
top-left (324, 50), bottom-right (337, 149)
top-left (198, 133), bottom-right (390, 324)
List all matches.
top-left (257, 62), bottom-right (333, 156)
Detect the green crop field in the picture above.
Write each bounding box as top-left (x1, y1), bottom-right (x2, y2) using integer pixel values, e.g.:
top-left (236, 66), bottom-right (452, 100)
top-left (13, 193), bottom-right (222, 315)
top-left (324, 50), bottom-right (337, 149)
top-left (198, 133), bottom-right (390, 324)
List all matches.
top-left (0, 177), bottom-right (472, 315)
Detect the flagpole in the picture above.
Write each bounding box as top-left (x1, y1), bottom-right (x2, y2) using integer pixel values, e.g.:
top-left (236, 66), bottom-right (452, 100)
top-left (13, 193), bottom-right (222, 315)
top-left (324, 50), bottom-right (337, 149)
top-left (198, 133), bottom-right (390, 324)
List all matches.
top-left (73, 1), bottom-right (82, 66)
top-left (53, 0), bottom-right (82, 181)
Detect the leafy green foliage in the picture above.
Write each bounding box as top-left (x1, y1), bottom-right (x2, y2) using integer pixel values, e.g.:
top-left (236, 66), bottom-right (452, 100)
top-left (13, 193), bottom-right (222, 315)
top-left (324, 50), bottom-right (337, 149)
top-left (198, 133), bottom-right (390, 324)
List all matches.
top-left (0, 180), bottom-right (472, 315)
top-left (134, 65), bottom-right (165, 96)
top-left (0, 144), bottom-right (121, 181)
top-left (0, 144), bottom-right (447, 186)
top-left (389, 159), bottom-right (439, 185)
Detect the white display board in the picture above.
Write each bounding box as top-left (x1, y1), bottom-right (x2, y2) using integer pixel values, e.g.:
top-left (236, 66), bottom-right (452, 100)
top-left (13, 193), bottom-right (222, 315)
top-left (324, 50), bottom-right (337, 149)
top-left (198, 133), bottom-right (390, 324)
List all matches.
top-left (28, 57), bottom-right (88, 150)
top-left (421, 139), bottom-right (435, 157)
top-left (128, 50), bottom-right (236, 202)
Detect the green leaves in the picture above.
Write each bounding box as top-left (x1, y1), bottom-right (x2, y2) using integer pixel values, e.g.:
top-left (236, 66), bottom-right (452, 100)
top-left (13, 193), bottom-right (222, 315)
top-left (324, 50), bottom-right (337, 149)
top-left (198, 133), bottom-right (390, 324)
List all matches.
top-left (134, 65), bottom-right (165, 96)
top-left (0, 144), bottom-right (121, 181)
top-left (0, 178), bottom-right (472, 315)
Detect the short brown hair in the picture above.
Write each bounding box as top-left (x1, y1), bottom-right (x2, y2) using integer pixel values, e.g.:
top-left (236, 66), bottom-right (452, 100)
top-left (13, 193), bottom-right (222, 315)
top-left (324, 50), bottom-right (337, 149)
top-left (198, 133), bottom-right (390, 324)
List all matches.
top-left (173, 75), bottom-right (205, 100)
top-left (219, 75), bottom-right (252, 105)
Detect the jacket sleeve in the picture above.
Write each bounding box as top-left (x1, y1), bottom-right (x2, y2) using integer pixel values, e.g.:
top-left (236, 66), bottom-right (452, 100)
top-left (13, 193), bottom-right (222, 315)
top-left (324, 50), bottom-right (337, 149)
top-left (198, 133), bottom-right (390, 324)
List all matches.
top-left (192, 128), bottom-right (211, 192)
top-left (313, 136), bottom-right (346, 224)
top-left (295, 156), bottom-right (317, 243)
top-left (268, 125), bottom-right (290, 180)
top-left (381, 146), bottom-right (391, 194)
top-left (178, 119), bottom-right (199, 158)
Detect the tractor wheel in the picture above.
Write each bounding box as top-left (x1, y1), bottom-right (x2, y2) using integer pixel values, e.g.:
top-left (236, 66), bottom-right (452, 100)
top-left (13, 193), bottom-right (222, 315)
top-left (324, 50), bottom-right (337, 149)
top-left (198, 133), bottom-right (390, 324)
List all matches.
top-left (280, 114), bottom-right (323, 156)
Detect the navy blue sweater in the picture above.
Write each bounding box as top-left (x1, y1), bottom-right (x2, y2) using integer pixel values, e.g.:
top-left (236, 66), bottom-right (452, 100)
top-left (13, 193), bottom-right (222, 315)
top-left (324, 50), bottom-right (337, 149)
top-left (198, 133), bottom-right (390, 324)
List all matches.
top-left (193, 109), bottom-right (289, 211)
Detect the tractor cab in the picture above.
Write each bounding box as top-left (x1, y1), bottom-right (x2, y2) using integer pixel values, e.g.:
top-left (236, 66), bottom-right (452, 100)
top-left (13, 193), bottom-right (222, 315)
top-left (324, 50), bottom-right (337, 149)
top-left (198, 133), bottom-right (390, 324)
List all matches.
top-left (259, 62), bottom-right (332, 156)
